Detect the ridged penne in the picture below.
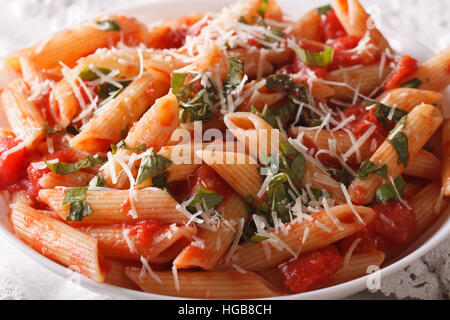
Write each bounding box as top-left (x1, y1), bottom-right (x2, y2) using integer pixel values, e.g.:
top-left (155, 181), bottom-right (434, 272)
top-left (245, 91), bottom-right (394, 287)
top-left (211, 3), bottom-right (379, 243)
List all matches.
top-left (125, 269), bottom-right (284, 298)
top-left (232, 204), bottom-right (375, 271)
top-left (70, 69), bottom-right (170, 153)
top-left (78, 223), bottom-right (196, 263)
top-left (349, 104), bottom-right (443, 204)
top-left (4, 16), bottom-right (148, 71)
top-left (376, 88), bottom-right (443, 112)
top-left (442, 119), bottom-right (450, 196)
top-left (10, 201), bottom-right (107, 282)
top-left (38, 188), bottom-right (189, 225)
top-left (38, 171), bottom-right (95, 189)
top-left (1, 79), bottom-right (45, 149)
top-left (173, 192), bottom-right (249, 270)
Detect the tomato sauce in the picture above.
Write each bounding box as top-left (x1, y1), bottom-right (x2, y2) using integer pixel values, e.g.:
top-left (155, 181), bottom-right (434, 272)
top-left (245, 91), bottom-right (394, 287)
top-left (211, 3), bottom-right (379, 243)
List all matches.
top-left (279, 245), bottom-right (343, 293)
top-left (186, 165), bottom-right (232, 201)
top-left (125, 220), bottom-right (165, 248)
top-left (26, 149), bottom-right (80, 199)
top-left (0, 137), bottom-right (27, 189)
top-left (383, 55), bottom-right (419, 90)
top-left (320, 9), bottom-right (347, 41)
top-left (342, 104), bottom-right (388, 145)
top-left (337, 199), bottom-right (417, 254)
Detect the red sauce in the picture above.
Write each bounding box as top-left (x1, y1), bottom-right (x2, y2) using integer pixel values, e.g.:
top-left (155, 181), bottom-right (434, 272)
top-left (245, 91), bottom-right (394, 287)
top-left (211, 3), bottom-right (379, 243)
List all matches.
top-left (26, 149), bottom-right (79, 199)
top-left (370, 200), bottom-right (416, 246)
top-left (343, 104), bottom-right (388, 145)
top-left (320, 9), bottom-right (347, 41)
top-left (279, 245), bottom-right (343, 293)
top-left (125, 220), bottom-right (165, 248)
top-left (0, 137), bottom-right (27, 188)
top-left (337, 199), bottom-right (417, 253)
top-left (187, 165), bottom-right (231, 201)
top-left (383, 55), bottom-right (419, 90)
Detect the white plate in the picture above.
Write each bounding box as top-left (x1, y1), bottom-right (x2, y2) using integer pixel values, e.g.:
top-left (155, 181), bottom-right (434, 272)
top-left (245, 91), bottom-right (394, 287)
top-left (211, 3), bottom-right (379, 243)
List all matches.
top-left (0, 0), bottom-right (448, 300)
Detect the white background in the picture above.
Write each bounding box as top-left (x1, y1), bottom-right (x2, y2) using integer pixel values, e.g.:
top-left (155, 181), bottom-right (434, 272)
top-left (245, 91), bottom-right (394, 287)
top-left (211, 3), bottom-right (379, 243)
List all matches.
top-left (0, 0), bottom-right (449, 300)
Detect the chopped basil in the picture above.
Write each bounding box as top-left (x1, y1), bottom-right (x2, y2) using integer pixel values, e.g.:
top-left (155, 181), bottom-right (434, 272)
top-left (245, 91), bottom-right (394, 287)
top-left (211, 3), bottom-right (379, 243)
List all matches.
top-left (400, 78), bottom-right (422, 88)
top-left (135, 154), bottom-right (172, 185)
top-left (120, 124), bottom-right (130, 139)
top-left (186, 189), bottom-right (224, 213)
top-left (242, 224), bottom-right (269, 242)
top-left (279, 141), bottom-right (305, 186)
top-left (265, 74), bottom-right (306, 98)
top-left (44, 122), bottom-right (64, 136)
top-left (257, 0), bottom-right (269, 17)
top-left (44, 155), bottom-right (107, 175)
top-left (111, 140), bottom-right (147, 155)
top-left (66, 124), bottom-right (80, 135)
top-left (171, 72), bottom-right (215, 123)
top-left (293, 45), bottom-right (334, 67)
top-left (371, 102), bottom-right (408, 125)
top-left (375, 175), bottom-right (405, 203)
top-left (317, 4), bottom-right (332, 15)
top-left (151, 172), bottom-right (169, 189)
top-left (224, 56), bottom-right (245, 95)
top-left (89, 174), bottom-right (107, 188)
top-left (78, 67), bottom-right (111, 81)
top-left (339, 168), bottom-right (354, 187)
top-left (96, 19), bottom-right (121, 31)
top-left (356, 160), bottom-right (388, 180)
top-left (63, 187), bottom-right (92, 222)
top-left (387, 116), bottom-right (409, 167)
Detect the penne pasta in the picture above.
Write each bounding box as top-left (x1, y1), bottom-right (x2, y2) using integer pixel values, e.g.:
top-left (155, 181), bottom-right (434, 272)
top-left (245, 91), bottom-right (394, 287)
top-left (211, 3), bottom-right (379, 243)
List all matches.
top-left (376, 88), bottom-right (443, 112)
top-left (38, 188), bottom-right (189, 225)
top-left (10, 201), bottom-right (107, 282)
top-left (125, 268), bottom-right (284, 298)
top-left (233, 204), bottom-right (375, 271)
top-left (349, 104), bottom-right (443, 204)
top-left (70, 68), bottom-right (171, 153)
top-left (442, 119), bottom-right (450, 196)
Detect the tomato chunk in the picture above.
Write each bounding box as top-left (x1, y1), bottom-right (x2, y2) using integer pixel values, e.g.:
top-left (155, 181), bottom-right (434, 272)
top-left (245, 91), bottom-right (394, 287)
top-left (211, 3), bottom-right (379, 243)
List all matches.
top-left (27, 149), bottom-right (79, 199)
top-left (342, 104), bottom-right (388, 145)
top-left (383, 55), bottom-right (419, 90)
top-left (320, 9), bottom-right (347, 41)
top-left (0, 138), bottom-right (27, 188)
top-left (126, 220), bottom-right (164, 248)
top-left (187, 165), bottom-right (231, 200)
top-left (370, 200), bottom-right (416, 245)
top-left (279, 245), bottom-right (343, 293)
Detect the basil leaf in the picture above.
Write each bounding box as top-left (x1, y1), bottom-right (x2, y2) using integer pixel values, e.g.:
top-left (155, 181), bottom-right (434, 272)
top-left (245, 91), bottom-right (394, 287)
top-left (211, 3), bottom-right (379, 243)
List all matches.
top-left (387, 116), bottom-right (409, 167)
top-left (45, 155), bottom-right (107, 175)
top-left (44, 122), bottom-right (65, 136)
top-left (257, 0), bottom-right (269, 17)
top-left (372, 102), bottom-right (408, 124)
top-left (66, 124), bottom-right (80, 135)
top-left (251, 104), bottom-right (278, 129)
top-left (279, 140), bottom-right (298, 156)
top-left (171, 72), bottom-right (214, 123)
top-left (78, 67), bottom-right (111, 81)
top-left (356, 160), bottom-right (388, 180)
top-left (375, 175), bottom-right (405, 203)
top-left (135, 154), bottom-right (172, 185)
top-left (339, 168), bottom-right (354, 187)
top-left (317, 4), bottom-right (332, 15)
top-left (151, 172), bottom-right (169, 189)
top-left (293, 45), bottom-right (334, 67)
top-left (186, 189), bottom-right (224, 213)
top-left (400, 78), bottom-right (422, 88)
top-left (96, 19), bottom-right (121, 31)
top-left (266, 173), bottom-right (291, 223)
top-left (242, 224), bottom-right (269, 242)
top-left (63, 187), bottom-right (92, 222)
top-left (224, 56), bottom-right (245, 94)
top-left (89, 174), bottom-right (107, 188)
top-left (112, 140), bottom-right (147, 155)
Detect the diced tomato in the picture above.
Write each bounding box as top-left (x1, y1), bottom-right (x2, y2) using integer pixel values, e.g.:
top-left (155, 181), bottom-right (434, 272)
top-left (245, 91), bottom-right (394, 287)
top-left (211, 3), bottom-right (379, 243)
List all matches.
top-left (370, 200), bottom-right (417, 245)
top-left (0, 138), bottom-right (27, 188)
top-left (26, 149), bottom-right (79, 199)
top-left (383, 55), bottom-right (419, 90)
top-left (279, 245), bottom-right (343, 293)
top-left (126, 220), bottom-right (164, 248)
top-left (320, 9), bottom-right (347, 41)
top-left (343, 104), bottom-right (388, 144)
top-left (337, 229), bottom-right (378, 255)
top-left (187, 165), bottom-right (231, 200)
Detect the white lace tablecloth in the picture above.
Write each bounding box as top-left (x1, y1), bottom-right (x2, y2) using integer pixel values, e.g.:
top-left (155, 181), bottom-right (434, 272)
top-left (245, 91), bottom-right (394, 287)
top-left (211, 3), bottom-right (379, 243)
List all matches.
top-left (0, 0), bottom-right (449, 300)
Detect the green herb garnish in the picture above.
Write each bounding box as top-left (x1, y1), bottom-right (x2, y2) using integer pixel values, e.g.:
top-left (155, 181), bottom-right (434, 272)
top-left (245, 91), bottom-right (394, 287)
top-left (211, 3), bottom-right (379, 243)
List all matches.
top-left (387, 116), bottom-right (409, 167)
top-left (63, 187), bottom-right (92, 221)
top-left (135, 154), bottom-right (172, 185)
top-left (356, 160), bottom-right (388, 180)
top-left (44, 155), bottom-right (107, 175)
top-left (375, 175), bottom-right (405, 203)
